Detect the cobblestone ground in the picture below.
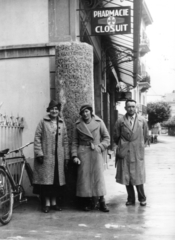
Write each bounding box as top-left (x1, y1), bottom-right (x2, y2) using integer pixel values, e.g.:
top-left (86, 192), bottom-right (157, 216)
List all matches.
top-left (1, 134), bottom-right (175, 240)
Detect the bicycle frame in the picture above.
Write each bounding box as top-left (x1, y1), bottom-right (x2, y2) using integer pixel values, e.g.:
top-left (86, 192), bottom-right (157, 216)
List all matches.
top-left (0, 142), bottom-right (33, 200)
top-left (1, 156), bottom-right (26, 194)
top-left (0, 142), bottom-right (33, 225)
top-left (0, 165), bottom-right (16, 192)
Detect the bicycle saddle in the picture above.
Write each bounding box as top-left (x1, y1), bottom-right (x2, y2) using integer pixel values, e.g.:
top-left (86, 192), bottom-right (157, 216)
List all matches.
top-left (0, 149), bottom-right (9, 157)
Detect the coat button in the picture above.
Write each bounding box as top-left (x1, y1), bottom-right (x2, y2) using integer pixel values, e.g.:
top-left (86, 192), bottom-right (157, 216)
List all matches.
top-left (59, 133), bottom-right (61, 135)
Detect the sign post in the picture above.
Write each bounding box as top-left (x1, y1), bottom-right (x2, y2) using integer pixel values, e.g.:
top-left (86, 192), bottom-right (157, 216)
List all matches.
top-left (115, 92), bottom-right (132, 101)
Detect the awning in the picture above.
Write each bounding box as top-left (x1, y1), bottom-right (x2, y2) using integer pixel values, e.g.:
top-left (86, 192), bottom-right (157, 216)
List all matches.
top-left (78, 0), bottom-right (142, 87)
top-left (101, 0), bottom-right (142, 87)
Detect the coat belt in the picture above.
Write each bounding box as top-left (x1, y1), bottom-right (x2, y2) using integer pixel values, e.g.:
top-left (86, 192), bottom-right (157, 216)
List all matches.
top-left (79, 141), bottom-right (91, 146)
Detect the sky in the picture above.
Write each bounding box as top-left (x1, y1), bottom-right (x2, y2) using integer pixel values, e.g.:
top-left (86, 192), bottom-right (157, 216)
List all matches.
top-left (145, 0), bottom-right (175, 98)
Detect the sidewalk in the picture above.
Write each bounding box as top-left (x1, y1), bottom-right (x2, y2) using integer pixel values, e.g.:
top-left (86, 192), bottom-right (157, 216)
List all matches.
top-left (1, 134), bottom-right (175, 240)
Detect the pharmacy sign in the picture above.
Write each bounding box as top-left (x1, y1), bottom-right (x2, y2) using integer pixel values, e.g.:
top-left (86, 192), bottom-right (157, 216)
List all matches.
top-left (91, 7), bottom-right (131, 35)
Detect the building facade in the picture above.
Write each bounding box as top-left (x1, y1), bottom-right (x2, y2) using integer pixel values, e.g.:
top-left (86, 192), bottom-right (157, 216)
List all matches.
top-left (117, 0), bottom-right (153, 119)
top-left (0, 0), bottom-right (144, 197)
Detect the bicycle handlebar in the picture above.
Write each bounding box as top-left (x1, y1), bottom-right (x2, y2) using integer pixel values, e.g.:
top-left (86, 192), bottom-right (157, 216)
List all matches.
top-left (8, 142), bottom-right (34, 154)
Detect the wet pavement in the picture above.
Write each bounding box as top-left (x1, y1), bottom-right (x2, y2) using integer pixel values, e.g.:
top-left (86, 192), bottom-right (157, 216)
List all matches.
top-left (1, 134), bottom-right (175, 240)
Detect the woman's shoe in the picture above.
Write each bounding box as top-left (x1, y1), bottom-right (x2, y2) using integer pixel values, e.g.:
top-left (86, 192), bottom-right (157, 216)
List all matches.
top-left (84, 206), bottom-right (91, 212)
top-left (83, 197), bottom-right (91, 211)
top-left (99, 202), bottom-right (109, 212)
top-left (42, 206), bottom-right (50, 213)
top-left (51, 205), bottom-right (62, 211)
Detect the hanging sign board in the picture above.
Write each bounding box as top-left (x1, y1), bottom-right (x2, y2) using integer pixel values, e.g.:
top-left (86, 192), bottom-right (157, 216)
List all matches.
top-left (115, 92), bottom-right (132, 101)
top-left (91, 7), bottom-right (131, 36)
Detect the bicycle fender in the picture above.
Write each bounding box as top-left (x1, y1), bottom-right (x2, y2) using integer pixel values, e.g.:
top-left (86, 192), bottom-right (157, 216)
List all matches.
top-left (0, 166), bottom-right (6, 171)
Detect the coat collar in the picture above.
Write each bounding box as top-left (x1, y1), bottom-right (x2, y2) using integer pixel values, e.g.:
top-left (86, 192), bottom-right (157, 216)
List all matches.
top-left (43, 114), bottom-right (63, 122)
top-left (76, 115), bottom-right (101, 139)
top-left (75, 114), bottom-right (101, 124)
top-left (122, 115), bottom-right (132, 131)
top-left (122, 114), bottom-right (141, 133)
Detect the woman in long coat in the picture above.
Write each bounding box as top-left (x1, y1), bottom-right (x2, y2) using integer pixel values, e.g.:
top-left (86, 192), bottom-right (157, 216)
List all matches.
top-left (33, 100), bottom-right (70, 213)
top-left (71, 104), bottom-right (110, 212)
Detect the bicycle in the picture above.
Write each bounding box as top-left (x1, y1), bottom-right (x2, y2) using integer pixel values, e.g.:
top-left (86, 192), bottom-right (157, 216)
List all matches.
top-left (0, 142), bottom-right (33, 225)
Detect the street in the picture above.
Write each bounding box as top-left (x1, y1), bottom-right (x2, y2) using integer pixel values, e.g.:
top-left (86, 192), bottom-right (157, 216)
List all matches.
top-left (1, 134), bottom-right (175, 240)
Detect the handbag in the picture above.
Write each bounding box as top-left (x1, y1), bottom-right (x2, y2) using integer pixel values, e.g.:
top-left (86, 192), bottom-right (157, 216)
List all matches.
top-left (115, 145), bottom-right (126, 159)
top-left (115, 135), bottom-right (128, 167)
top-left (115, 146), bottom-right (126, 167)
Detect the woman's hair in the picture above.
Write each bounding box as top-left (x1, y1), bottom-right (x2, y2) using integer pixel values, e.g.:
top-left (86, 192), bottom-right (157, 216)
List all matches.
top-left (46, 100), bottom-right (61, 112)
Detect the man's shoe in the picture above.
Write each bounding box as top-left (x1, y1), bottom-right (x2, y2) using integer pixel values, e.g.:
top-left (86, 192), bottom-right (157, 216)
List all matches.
top-left (126, 201), bottom-right (135, 206)
top-left (51, 205), bottom-right (62, 211)
top-left (99, 202), bottom-right (109, 212)
top-left (140, 201), bottom-right (146, 207)
top-left (42, 206), bottom-right (50, 213)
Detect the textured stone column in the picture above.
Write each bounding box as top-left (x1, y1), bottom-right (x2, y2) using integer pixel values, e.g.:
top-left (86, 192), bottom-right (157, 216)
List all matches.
top-left (55, 42), bottom-right (94, 204)
top-left (55, 42), bottom-right (94, 142)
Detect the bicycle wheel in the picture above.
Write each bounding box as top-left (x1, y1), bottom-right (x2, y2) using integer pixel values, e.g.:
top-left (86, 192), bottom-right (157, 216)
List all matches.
top-left (0, 168), bottom-right (14, 225)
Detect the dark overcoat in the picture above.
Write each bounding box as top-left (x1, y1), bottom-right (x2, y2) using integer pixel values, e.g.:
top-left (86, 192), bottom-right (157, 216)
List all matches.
top-left (71, 115), bottom-right (110, 197)
top-left (33, 115), bottom-right (70, 186)
top-left (113, 114), bottom-right (148, 186)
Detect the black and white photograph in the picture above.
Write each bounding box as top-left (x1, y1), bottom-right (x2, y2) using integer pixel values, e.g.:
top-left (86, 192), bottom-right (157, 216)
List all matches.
top-left (0, 0), bottom-right (175, 239)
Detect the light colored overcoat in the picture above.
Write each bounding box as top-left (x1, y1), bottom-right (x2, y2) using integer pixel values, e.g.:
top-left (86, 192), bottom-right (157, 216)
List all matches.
top-left (71, 115), bottom-right (110, 197)
top-left (113, 114), bottom-right (148, 186)
top-left (33, 115), bottom-right (69, 186)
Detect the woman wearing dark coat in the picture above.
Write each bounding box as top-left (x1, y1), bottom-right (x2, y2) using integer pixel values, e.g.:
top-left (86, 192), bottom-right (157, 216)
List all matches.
top-left (71, 104), bottom-right (110, 212)
top-left (33, 100), bottom-right (70, 213)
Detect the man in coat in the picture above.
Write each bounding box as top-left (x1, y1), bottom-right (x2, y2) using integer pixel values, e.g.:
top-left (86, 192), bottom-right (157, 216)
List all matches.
top-left (113, 99), bottom-right (148, 206)
top-left (71, 104), bottom-right (110, 212)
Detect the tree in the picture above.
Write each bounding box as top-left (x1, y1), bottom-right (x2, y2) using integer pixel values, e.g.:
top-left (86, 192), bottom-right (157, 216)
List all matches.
top-left (162, 116), bottom-right (175, 127)
top-left (147, 102), bottom-right (171, 126)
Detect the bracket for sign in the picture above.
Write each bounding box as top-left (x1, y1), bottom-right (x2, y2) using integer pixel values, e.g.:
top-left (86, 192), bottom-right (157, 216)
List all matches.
top-left (78, 0), bottom-right (133, 38)
top-left (78, 0), bottom-right (136, 87)
top-left (78, 0), bottom-right (118, 40)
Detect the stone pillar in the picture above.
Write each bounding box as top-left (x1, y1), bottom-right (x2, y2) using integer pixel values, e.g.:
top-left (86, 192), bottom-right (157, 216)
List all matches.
top-left (55, 41), bottom-right (94, 204)
top-left (55, 42), bottom-right (94, 141)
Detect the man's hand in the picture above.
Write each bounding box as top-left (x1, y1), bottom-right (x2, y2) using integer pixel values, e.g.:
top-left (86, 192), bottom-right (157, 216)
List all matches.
top-left (36, 156), bottom-right (44, 164)
top-left (73, 157), bottom-right (81, 165)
